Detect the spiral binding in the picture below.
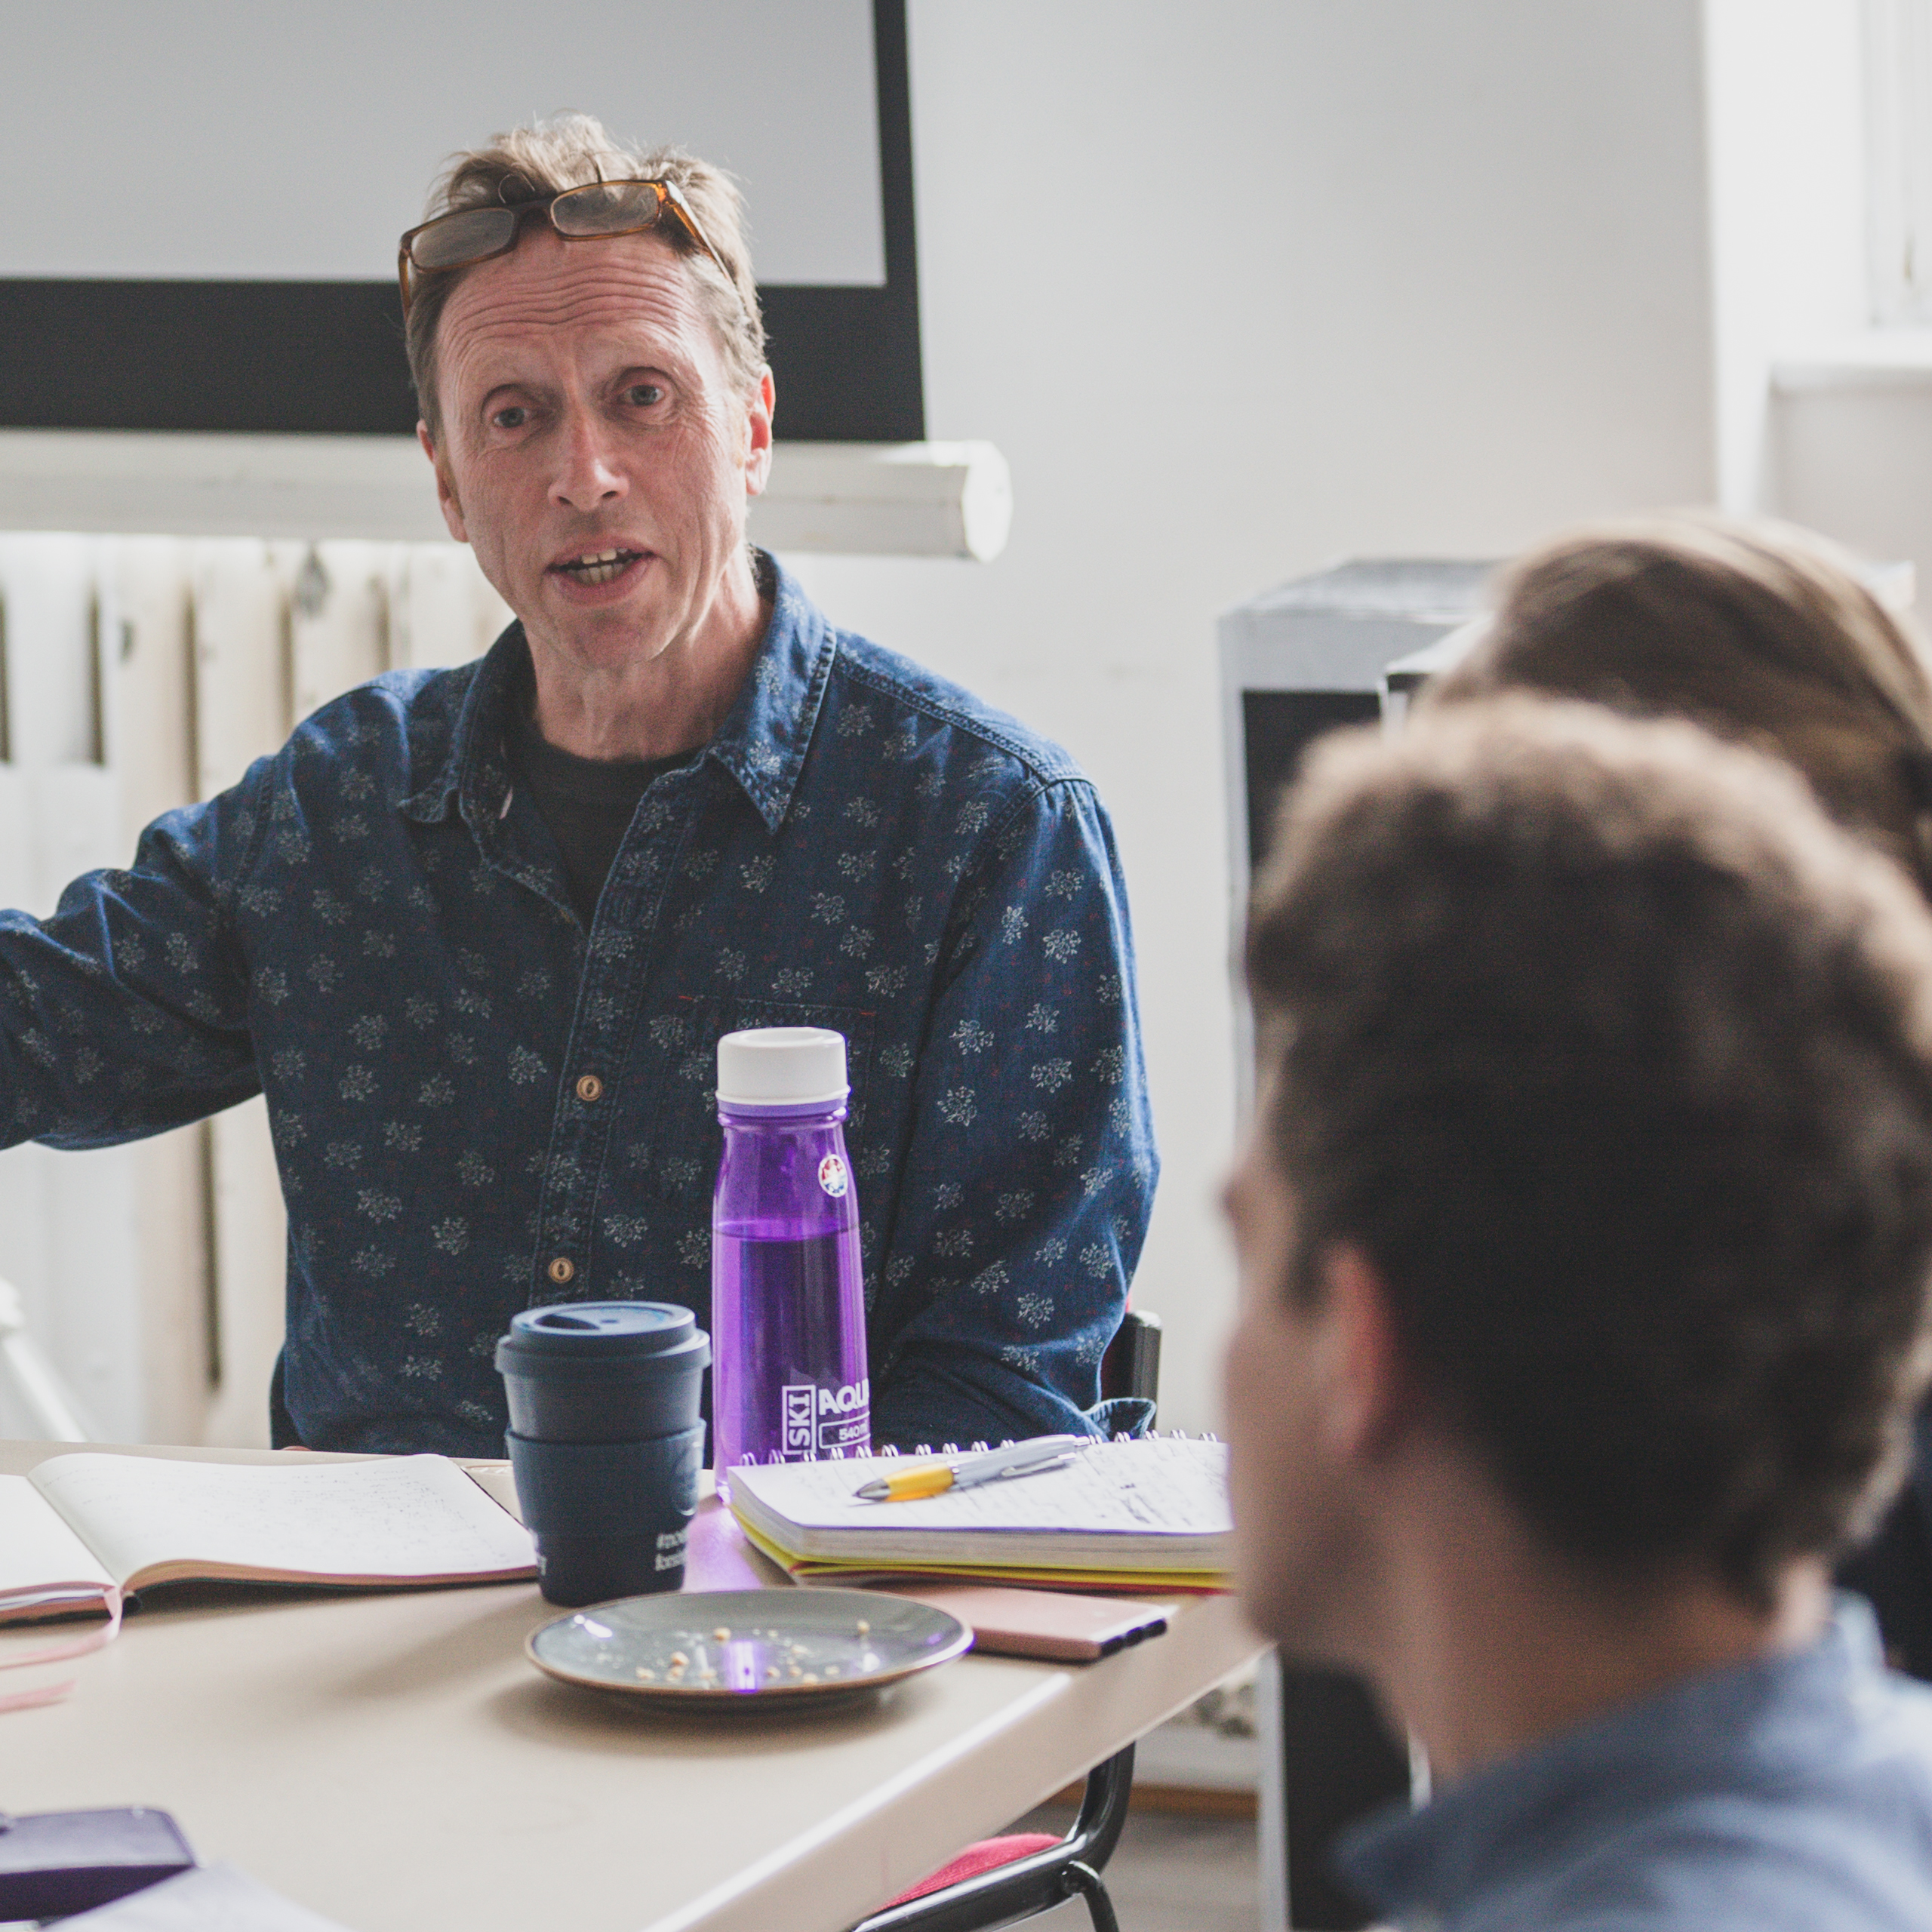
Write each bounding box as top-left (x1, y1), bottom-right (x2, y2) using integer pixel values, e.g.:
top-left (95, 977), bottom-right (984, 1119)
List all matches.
top-left (729, 1429), bottom-right (1218, 1469)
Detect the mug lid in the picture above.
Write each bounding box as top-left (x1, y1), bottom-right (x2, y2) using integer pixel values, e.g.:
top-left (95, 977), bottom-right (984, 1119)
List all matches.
top-left (502, 1300), bottom-right (700, 1360)
top-left (717, 1026), bottom-right (848, 1107)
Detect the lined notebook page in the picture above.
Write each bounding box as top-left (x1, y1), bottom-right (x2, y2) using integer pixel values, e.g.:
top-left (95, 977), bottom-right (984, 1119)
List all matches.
top-left (29, 1454), bottom-right (535, 1588)
top-left (736, 1438), bottom-right (1231, 1542)
top-left (0, 1473), bottom-right (113, 1598)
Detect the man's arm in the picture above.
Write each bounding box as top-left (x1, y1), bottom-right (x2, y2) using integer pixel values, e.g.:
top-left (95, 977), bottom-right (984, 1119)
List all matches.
top-left (0, 767), bottom-right (267, 1151)
top-left (866, 777), bottom-right (1159, 1447)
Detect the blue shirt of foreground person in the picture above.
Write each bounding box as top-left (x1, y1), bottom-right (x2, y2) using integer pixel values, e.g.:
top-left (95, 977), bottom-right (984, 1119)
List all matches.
top-left (0, 116), bottom-right (1156, 1456)
top-left (1223, 700), bottom-right (1932, 1930)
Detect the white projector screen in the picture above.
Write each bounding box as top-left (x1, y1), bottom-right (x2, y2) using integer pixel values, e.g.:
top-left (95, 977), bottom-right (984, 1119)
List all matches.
top-left (0, 0), bottom-right (919, 441)
top-left (0, 0), bottom-right (883, 287)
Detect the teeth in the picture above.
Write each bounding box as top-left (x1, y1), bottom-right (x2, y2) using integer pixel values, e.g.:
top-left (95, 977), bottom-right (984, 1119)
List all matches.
top-left (559, 548), bottom-right (633, 586)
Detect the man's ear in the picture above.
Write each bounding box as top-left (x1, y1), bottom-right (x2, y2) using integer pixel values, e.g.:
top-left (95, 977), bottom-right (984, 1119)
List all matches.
top-left (418, 420), bottom-right (469, 543)
top-left (1315, 1242), bottom-right (1422, 1465)
top-left (743, 369), bottom-right (776, 500)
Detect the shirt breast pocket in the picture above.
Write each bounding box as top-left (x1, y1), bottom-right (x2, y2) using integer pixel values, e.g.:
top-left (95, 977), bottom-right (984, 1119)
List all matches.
top-left (635, 994), bottom-right (877, 1210)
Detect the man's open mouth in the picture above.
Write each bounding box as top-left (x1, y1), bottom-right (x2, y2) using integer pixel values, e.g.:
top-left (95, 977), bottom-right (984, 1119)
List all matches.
top-left (552, 548), bottom-right (645, 586)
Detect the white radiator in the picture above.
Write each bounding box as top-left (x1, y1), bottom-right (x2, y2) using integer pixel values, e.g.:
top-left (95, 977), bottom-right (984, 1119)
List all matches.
top-left (0, 534), bottom-right (510, 1447)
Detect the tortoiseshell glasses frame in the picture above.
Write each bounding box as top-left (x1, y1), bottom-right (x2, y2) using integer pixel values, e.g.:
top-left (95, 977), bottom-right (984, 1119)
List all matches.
top-left (397, 177), bottom-right (731, 315)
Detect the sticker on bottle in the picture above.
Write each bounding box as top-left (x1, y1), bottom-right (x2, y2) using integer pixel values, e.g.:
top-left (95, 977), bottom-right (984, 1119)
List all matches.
top-left (817, 1377), bottom-right (871, 1453)
top-left (782, 1383), bottom-right (817, 1455)
top-left (817, 1152), bottom-right (850, 1198)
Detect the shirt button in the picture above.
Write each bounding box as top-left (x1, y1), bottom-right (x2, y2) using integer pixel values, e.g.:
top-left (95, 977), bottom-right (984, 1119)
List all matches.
top-left (575, 1073), bottom-right (605, 1103)
top-left (547, 1256), bottom-right (576, 1286)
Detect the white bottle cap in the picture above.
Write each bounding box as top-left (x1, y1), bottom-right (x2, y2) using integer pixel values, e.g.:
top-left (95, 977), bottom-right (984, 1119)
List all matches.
top-left (716, 1027), bottom-right (849, 1107)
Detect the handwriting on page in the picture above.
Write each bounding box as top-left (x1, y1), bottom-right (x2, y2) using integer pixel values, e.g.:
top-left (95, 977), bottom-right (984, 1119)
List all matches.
top-left (31, 1454), bottom-right (534, 1586)
top-left (753, 1439), bottom-right (1231, 1536)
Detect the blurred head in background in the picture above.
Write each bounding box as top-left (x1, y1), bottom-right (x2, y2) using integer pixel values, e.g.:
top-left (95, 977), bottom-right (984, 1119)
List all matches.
top-left (1429, 514), bottom-right (1932, 897)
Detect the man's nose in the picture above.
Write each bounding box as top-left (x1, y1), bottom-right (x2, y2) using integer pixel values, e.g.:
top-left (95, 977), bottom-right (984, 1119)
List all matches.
top-left (550, 407), bottom-right (627, 513)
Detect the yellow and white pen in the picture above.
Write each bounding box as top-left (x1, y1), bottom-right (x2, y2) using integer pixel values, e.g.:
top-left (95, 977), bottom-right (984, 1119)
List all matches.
top-left (854, 1435), bottom-right (1086, 1504)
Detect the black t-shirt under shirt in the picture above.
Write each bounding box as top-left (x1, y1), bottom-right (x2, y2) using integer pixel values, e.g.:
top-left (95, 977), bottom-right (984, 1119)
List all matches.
top-left (505, 699), bottom-right (683, 927)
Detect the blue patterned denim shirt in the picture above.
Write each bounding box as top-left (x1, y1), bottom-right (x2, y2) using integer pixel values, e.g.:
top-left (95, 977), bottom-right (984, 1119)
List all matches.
top-left (0, 558), bottom-right (1158, 1454)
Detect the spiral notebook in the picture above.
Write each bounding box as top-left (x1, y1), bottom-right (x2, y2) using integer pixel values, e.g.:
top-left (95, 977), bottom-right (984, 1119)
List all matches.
top-left (727, 1435), bottom-right (1232, 1591)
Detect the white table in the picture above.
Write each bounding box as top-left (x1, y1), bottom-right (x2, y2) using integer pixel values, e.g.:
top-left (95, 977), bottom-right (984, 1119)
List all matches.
top-left (0, 1441), bottom-right (1263, 1932)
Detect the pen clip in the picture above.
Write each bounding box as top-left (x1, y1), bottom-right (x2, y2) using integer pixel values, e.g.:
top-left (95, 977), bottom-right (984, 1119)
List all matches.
top-left (990, 1453), bottom-right (1072, 1482)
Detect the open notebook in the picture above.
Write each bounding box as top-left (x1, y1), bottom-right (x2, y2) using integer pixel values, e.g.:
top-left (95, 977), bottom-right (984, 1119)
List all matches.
top-left (0, 1452), bottom-right (537, 1615)
top-left (728, 1436), bottom-right (1232, 1589)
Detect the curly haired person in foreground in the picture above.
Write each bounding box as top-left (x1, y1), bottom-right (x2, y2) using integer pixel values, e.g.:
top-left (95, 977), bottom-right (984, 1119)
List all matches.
top-left (1225, 699), bottom-right (1932, 1930)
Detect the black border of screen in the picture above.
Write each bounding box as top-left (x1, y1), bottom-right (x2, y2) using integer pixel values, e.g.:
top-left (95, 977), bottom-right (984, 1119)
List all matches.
top-left (0, 0), bottom-right (923, 444)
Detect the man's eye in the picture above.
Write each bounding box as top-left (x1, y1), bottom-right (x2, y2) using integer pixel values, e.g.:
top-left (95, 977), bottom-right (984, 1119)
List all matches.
top-left (491, 405), bottom-right (528, 430)
top-left (624, 383), bottom-right (666, 408)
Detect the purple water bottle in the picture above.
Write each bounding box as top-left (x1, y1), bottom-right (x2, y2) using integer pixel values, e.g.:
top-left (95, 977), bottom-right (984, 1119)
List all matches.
top-left (712, 1027), bottom-right (871, 1497)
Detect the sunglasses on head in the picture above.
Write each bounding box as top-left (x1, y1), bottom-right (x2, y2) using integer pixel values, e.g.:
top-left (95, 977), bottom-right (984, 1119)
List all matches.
top-left (397, 177), bottom-right (731, 315)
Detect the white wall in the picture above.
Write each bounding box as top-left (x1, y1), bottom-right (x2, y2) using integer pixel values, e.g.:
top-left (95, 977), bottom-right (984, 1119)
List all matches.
top-left (1775, 362), bottom-right (1932, 583)
top-left (1700, 5), bottom-right (1932, 638)
top-left (786, 0), bottom-right (1720, 1433)
top-left (1703, 0), bottom-right (1869, 514)
top-left (1700, 9), bottom-right (1932, 653)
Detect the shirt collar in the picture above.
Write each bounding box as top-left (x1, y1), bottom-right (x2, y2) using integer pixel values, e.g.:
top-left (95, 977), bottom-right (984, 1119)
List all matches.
top-left (1335, 1598), bottom-right (1888, 1923)
top-left (398, 551), bottom-right (835, 838)
top-left (701, 551), bottom-right (836, 834)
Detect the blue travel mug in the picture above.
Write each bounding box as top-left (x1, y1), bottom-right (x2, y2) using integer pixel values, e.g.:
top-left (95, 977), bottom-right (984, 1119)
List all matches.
top-left (496, 1302), bottom-right (710, 1607)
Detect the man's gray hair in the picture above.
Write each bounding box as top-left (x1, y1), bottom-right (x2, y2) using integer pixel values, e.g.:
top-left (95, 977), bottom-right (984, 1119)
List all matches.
top-left (407, 112), bottom-right (767, 437)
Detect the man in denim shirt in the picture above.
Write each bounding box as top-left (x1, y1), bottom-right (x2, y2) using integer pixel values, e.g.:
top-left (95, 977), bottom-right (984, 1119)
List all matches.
top-left (1224, 703), bottom-right (1932, 1928)
top-left (0, 116), bottom-right (1155, 1456)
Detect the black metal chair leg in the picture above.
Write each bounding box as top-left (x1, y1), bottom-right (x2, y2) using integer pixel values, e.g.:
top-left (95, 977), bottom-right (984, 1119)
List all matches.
top-left (850, 1743), bottom-right (1136, 1932)
top-left (1060, 1860), bottom-right (1121, 1932)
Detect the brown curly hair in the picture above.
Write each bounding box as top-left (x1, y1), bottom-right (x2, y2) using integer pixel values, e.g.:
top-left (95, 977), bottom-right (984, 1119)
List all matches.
top-left (1248, 699), bottom-right (1932, 1607)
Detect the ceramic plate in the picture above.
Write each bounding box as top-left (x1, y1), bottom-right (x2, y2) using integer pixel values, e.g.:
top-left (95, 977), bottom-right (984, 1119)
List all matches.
top-left (526, 1588), bottom-right (971, 1706)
